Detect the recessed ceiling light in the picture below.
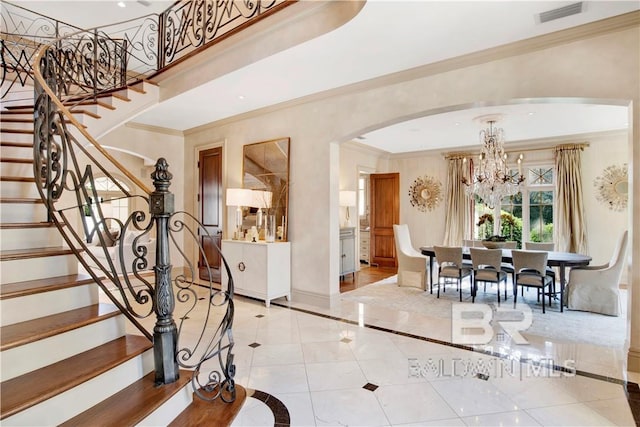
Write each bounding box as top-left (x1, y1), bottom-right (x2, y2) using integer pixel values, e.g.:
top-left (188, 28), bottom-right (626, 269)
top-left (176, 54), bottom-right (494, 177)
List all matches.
top-left (117, 1), bottom-right (126, 7)
top-left (454, 122), bottom-right (460, 126)
top-left (238, 95), bottom-right (245, 100)
top-left (528, 112), bottom-right (535, 116)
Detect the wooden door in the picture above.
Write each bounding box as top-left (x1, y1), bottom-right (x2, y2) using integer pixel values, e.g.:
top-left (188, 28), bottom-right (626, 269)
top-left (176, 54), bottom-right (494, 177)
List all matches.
top-left (370, 172), bottom-right (399, 267)
top-left (198, 147), bottom-right (223, 282)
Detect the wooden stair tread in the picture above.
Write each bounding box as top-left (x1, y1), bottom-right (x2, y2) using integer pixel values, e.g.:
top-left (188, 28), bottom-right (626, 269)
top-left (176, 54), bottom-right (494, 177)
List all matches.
top-left (1, 303), bottom-right (120, 351)
top-left (68, 108), bottom-right (101, 119)
top-left (0, 335), bottom-right (152, 420)
top-left (0, 274), bottom-right (94, 300)
top-left (0, 117), bottom-right (33, 123)
top-left (65, 100), bottom-right (115, 110)
top-left (0, 129), bottom-right (33, 135)
top-left (110, 93), bottom-right (131, 102)
top-left (0, 176), bottom-right (36, 182)
top-left (0, 110), bottom-right (34, 115)
top-left (169, 385), bottom-right (247, 426)
top-left (0, 141), bottom-right (32, 148)
top-left (60, 370), bottom-right (192, 427)
top-left (0, 158), bottom-right (33, 164)
top-left (0, 197), bottom-right (42, 204)
top-left (0, 246), bottom-right (75, 261)
top-left (0, 222), bottom-right (54, 229)
top-left (2, 105), bottom-right (35, 111)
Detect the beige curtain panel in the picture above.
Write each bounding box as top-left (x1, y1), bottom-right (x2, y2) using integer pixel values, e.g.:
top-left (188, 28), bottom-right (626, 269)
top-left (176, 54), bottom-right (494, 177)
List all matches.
top-left (443, 157), bottom-right (471, 246)
top-left (554, 145), bottom-right (588, 254)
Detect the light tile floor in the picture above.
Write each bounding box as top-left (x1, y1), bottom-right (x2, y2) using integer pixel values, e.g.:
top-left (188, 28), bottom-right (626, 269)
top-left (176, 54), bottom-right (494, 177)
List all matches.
top-left (226, 292), bottom-right (635, 426)
top-left (107, 283), bottom-right (636, 426)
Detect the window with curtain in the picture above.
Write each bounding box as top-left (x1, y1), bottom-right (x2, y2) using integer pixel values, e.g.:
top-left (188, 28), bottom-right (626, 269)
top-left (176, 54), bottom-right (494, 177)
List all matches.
top-left (473, 165), bottom-right (554, 247)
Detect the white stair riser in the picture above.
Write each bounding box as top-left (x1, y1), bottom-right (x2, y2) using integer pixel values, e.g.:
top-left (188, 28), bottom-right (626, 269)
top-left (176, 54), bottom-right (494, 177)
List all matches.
top-left (1, 253), bottom-right (78, 282)
top-left (0, 132), bottom-right (33, 143)
top-left (0, 180), bottom-right (42, 199)
top-left (1, 314), bottom-right (126, 382)
top-left (0, 146), bottom-right (33, 158)
top-left (1, 283), bottom-right (98, 326)
top-left (0, 122), bottom-right (34, 132)
top-left (0, 162), bottom-right (34, 177)
top-left (89, 83), bottom-right (159, 140)
top-left (2, 349), bottom-right (154, 426)
top-left (138, 383), bottom-right (194, 427)
top-left (0, 226), bottom-right (61, 251)
top-left (0, 202), bottom-right (47, 223)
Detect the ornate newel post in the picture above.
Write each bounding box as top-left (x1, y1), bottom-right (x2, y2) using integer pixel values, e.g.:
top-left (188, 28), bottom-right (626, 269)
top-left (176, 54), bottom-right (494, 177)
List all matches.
top-left (150, 158), bottom-right (179, 384)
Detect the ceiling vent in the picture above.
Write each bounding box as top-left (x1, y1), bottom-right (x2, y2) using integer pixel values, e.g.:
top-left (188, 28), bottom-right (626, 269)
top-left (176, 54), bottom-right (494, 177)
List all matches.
top-left (538, 2), bottom-right (584, 23)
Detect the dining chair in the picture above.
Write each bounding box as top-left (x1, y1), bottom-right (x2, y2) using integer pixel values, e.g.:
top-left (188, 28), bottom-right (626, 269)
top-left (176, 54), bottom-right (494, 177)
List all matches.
top-left (565, 230), bottom-right (628, 316)
top-left (524, 241), bottom-right (556, 292)
top-left (470, 248), bottom-right (508, 305)
top-left (511, 250), bottom-right (555, 313)
top-left (433, 246), bottom-right (473, 301)
top-left (524, 242), bottom-right (555, 251)
top-left (393, 224), bottom-right (428, 291)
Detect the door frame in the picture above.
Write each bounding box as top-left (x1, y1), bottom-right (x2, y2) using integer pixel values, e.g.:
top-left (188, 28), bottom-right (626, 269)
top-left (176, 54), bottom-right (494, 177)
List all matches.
top-left (193, 140), bottom-right (227, 278)
top-left (356, 164), bottom-right (376, 270)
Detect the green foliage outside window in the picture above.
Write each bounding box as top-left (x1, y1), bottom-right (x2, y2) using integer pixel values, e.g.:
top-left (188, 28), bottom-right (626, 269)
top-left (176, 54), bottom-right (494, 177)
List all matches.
top-left (531, 223), bottom-right (554, 242)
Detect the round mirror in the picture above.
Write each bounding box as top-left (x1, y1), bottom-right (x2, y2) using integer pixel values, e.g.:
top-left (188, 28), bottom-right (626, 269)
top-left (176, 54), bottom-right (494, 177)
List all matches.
top-left (614, 180), bottom-right (628, 195)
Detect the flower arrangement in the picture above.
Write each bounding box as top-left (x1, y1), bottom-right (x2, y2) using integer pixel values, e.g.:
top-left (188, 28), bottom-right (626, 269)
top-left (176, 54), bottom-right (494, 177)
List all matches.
top-left (476, 213), bottom-right (494, 239)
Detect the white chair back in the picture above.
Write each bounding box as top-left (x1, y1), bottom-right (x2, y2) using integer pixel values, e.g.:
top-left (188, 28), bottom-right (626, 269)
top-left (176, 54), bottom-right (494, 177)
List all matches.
top-left (525, 241), bottom-right (555, 251)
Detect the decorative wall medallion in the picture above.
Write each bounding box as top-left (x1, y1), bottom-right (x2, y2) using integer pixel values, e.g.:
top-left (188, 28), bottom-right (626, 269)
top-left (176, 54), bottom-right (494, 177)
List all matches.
top-left (409, 175), bottom-right (442, 212)
top-left (594, 163), bottom-right (628, 212)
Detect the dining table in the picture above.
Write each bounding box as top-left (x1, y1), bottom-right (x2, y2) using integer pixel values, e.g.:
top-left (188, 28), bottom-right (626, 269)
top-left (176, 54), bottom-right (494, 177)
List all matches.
top-left (419, 246), bottom-right (592, 311)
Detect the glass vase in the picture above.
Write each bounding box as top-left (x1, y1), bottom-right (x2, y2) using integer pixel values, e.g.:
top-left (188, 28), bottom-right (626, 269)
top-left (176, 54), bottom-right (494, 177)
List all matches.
top-left (265, 214), bottom-right (276, 243)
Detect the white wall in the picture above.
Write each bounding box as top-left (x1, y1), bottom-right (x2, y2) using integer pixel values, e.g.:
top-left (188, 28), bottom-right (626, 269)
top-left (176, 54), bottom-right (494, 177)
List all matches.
top-left (581, 131), bottom-right (629, 282)
top-left (388, 152), bottom-right (449, 248)
top-left (180, 24), bottom-right (638, 313)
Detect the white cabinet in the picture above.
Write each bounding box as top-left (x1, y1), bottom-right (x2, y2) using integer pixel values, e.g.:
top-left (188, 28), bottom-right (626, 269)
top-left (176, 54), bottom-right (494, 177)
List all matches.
top-left (360, 230), bottom-right (370, 264)
top-left (340, 227), bottom-right (356, 279)
top-left (221, 240), bottom-right (290, 307)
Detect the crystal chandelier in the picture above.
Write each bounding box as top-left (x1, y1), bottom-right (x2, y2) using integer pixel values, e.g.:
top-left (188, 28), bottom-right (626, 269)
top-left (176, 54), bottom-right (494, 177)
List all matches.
top-left (462, 118), bottom-right (525, 209)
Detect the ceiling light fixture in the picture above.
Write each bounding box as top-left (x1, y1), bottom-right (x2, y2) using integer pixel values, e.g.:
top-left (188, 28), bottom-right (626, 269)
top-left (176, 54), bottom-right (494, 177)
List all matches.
top-left (462, 116), bottom-right (525, 209)
top-left (117, 1), bottom-right (126, 7)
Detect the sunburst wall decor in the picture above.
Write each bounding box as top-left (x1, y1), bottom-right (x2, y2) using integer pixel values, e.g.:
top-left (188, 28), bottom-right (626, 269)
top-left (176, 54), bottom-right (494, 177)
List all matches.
top-left (409, 175), bottom-right (442, 212)
top-left (594, 163), bottom-right (628, 212)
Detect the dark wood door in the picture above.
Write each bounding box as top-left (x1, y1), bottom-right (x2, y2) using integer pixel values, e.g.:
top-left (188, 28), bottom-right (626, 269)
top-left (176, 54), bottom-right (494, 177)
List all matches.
top-left (198, 147), bottom-right (223, 282)
top-left (370, 172), bottom-right (399, 267)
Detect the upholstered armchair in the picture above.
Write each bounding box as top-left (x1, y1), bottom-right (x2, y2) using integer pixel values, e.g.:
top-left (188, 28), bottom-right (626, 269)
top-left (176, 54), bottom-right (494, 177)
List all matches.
top-left (393, 224), bottom-right (428, 291)
top-left (565, 230), bottom-right (628, 316)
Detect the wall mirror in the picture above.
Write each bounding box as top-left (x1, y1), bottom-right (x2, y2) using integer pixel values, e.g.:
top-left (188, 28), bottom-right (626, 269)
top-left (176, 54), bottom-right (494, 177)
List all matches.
top-left (243, 137), bottom-right (290, 241)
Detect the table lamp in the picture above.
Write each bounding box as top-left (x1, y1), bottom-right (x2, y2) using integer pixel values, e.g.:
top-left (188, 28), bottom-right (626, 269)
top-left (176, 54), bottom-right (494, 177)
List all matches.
top-left (339, 190), bottom-right (356, 227)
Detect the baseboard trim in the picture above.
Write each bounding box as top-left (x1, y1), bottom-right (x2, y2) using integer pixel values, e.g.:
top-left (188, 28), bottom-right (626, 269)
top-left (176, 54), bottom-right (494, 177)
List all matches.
top-left (628, 348), bottom-right (640, 373)
top-left (290, 289), bottom-right (339, 308)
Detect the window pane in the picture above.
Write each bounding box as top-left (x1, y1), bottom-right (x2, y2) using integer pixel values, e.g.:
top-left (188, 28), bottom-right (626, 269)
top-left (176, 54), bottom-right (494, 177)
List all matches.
top-left (475, 198), bottom-right (494, 239)
top-left (529, 190), bottom-right (553, 242)
top-left (528, 167), bottom-right (553, 185)
top-left (501, 193), bottom-right (523, 246)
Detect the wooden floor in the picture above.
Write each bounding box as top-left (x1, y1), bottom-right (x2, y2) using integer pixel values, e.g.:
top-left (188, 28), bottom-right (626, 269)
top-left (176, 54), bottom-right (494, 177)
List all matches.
top-left (339, 263), bottom-right (397, 293)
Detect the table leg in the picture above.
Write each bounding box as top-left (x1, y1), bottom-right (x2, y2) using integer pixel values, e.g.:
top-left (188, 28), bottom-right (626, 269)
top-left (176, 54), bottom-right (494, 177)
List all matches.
top-left (559, 263), bottom-right (566, 313)
top-left (429, 256), bottom-right (434, 294)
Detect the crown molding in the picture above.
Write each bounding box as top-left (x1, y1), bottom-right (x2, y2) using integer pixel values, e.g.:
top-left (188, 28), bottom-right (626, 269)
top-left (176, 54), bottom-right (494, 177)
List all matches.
top-left (387, 129), bottom-right (627, 160)
top-left (184, 11), bottom-right (640, 135)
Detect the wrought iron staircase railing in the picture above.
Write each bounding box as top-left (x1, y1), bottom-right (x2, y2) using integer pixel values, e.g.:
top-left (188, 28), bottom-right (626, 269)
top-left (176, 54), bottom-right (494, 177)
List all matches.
top-left (2, 0), bottom-right (294, 404)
